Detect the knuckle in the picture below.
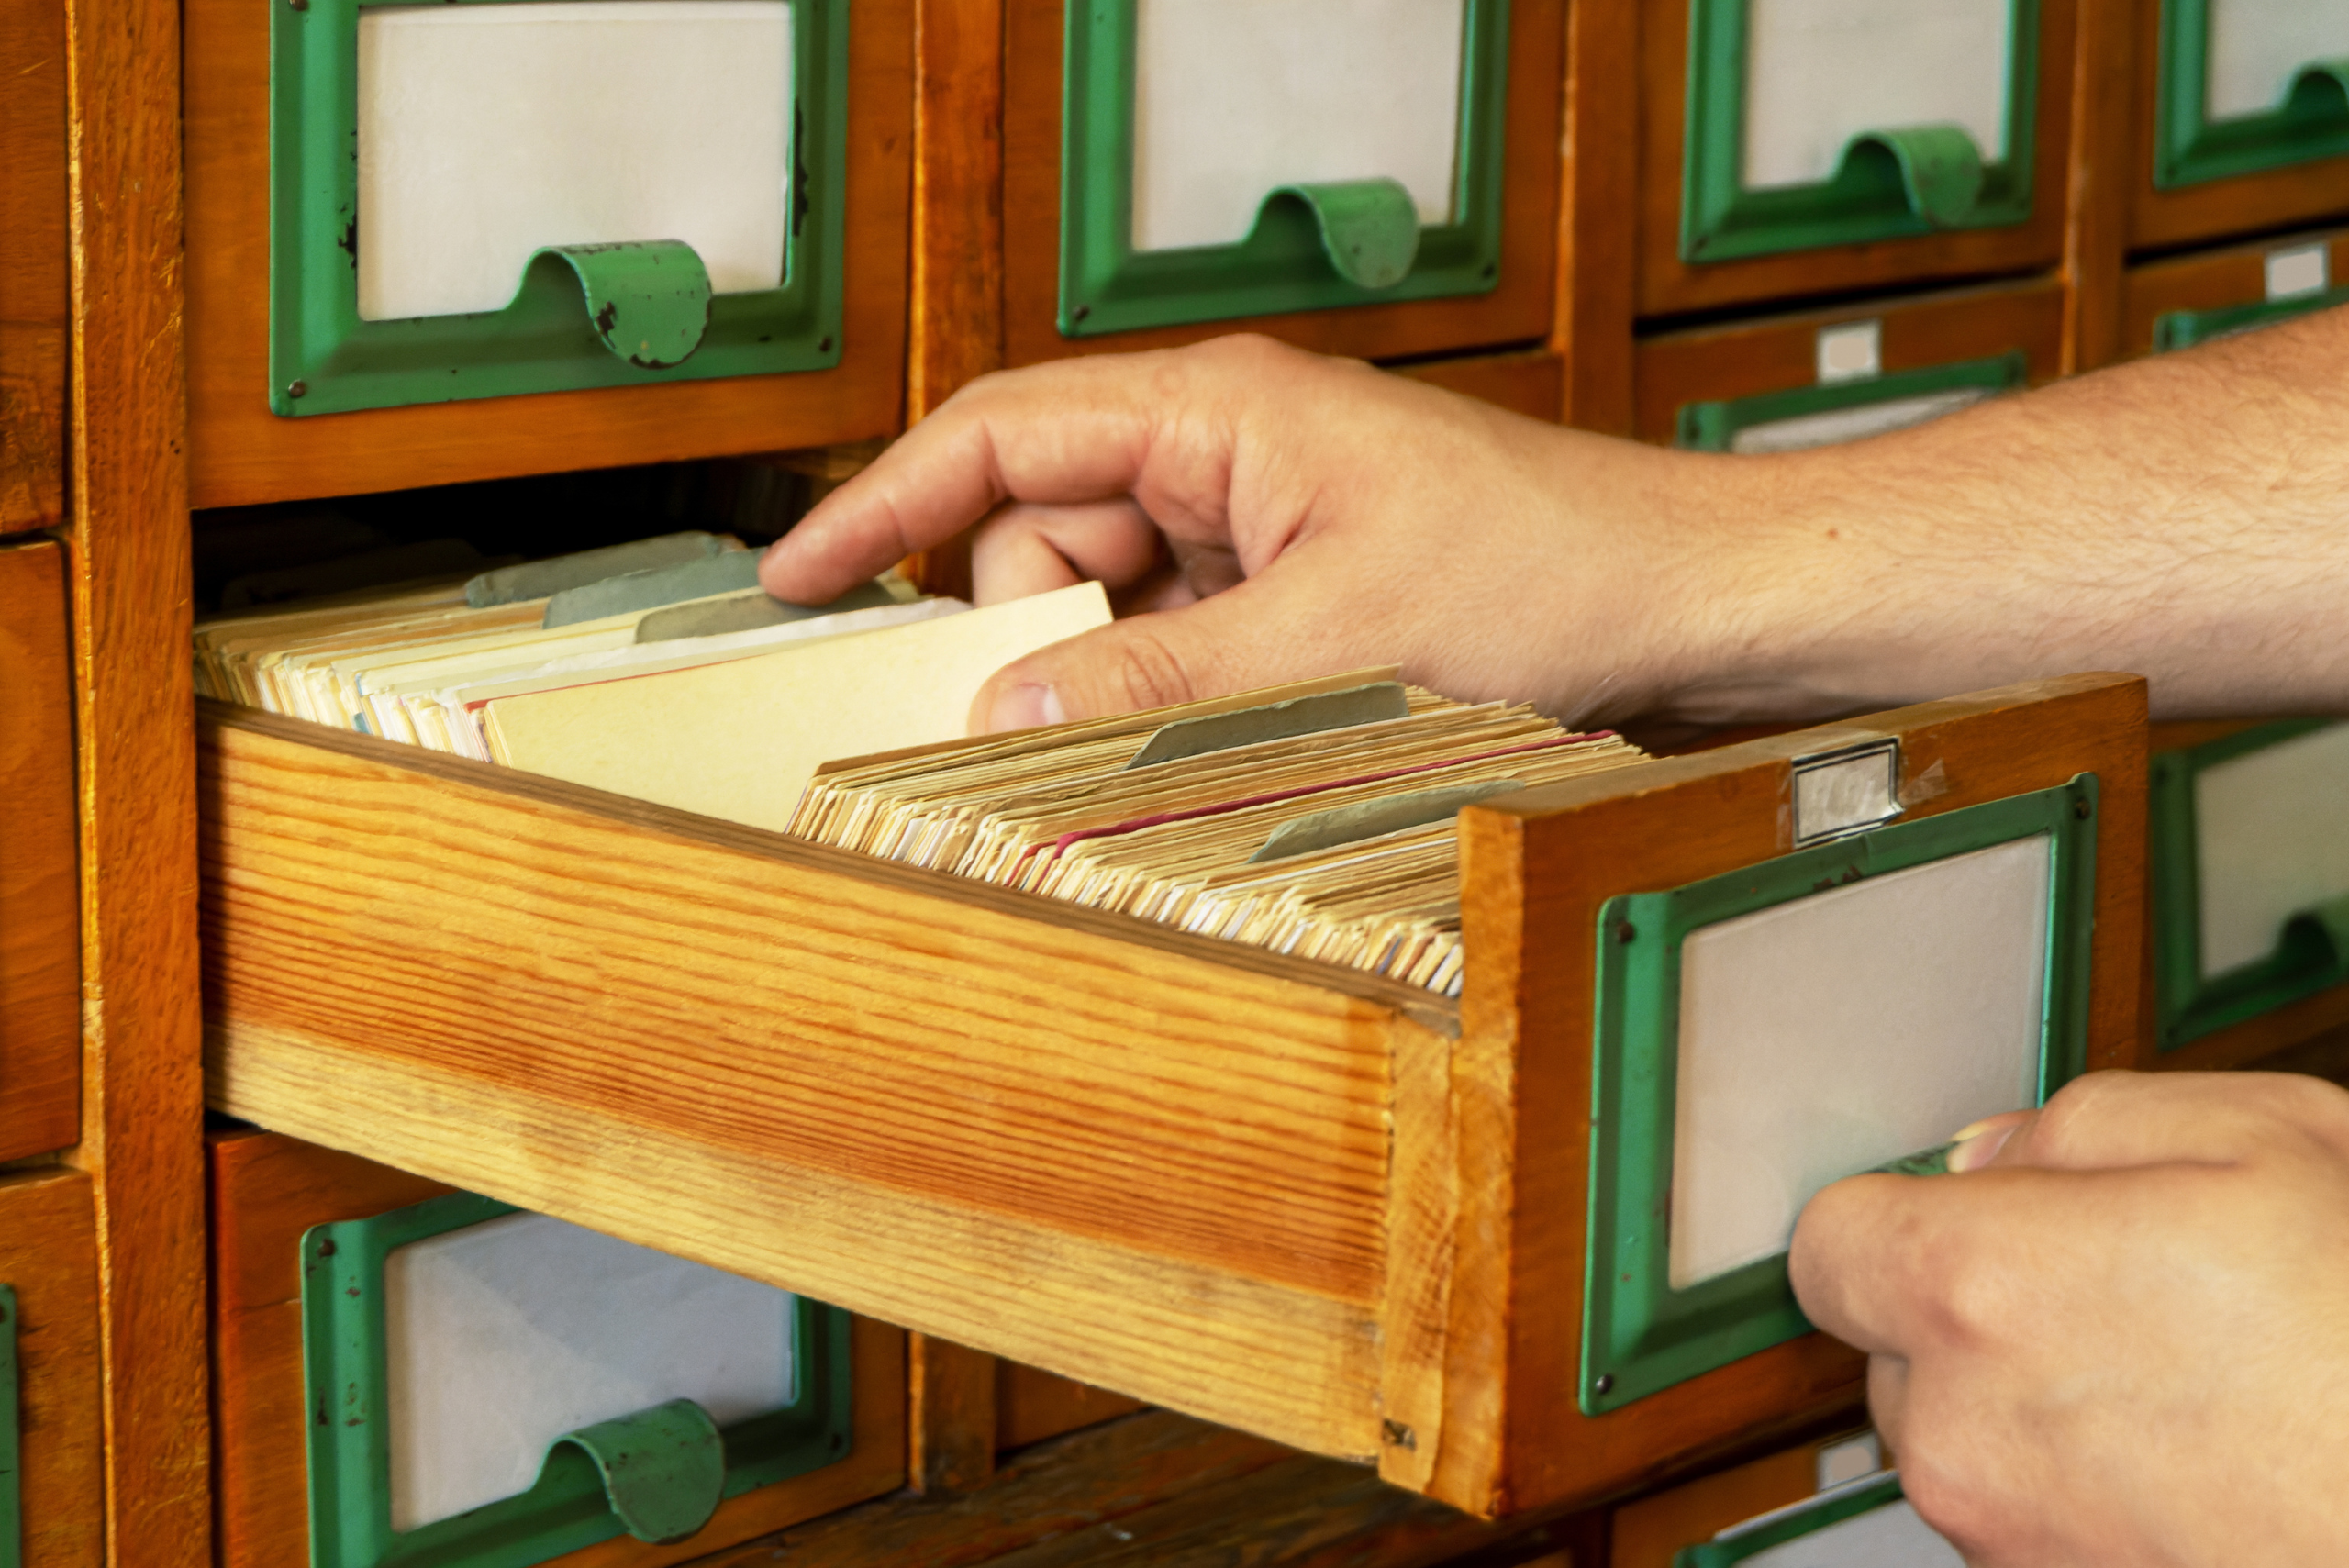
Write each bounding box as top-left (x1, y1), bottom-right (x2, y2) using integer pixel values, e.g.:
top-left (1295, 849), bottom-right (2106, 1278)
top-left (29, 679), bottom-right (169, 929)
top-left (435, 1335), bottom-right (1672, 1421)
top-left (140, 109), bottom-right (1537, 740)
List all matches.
top-left (1102, 624), bottom-right (1202, 713)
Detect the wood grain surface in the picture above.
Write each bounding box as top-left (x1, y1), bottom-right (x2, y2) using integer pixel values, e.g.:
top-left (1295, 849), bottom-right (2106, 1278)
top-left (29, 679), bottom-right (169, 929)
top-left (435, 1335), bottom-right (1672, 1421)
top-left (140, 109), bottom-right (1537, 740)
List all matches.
top-left (209, 1129), bottom-right (906, 1568)
top-left (60, 0), bottom-right (213, 1549)
top-left (2117, 228), bottom-right (2349, 360)
top-left (2061, 0), bottom-right (2135, 373)
top-left (180, 0), bottom-right (914, 508)
top-left (0, 1170), bottom-right (107, 1568)
top-left (1427, 674), bottom-right (2147, 1518)
top-left (1634, 0), bottom-right (2077, 318)
top-left (911, 1334), bottom-right (998, 1494)
top-left (995, 1362), bottom-right (1146, 1455)
top-left (0, 540), bottom-right (81, 1161)
top-left (908, 0), bottom-right (1006, 419)
top-left (0, 0), bottom-right (69, 533)
top-left (997, 0), bottom-right (1563, 368)
top-left (1556, 0), bottom-right (1638, 433)
top-left (1631, 277), bottom-right (2069, 445)
top-left (198, 706), bottom-right (1440, 1461)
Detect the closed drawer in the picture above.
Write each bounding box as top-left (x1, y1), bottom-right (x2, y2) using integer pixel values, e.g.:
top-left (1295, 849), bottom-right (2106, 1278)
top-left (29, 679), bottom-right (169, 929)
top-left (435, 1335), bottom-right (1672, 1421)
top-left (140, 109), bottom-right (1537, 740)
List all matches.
top-left (198, 672), bottom-right (2146, 1518)
top-left (2147, 718), bottom-right (2349, 1071)
top-left (0, 539), bottom-right (80, 1162)
top-left (0, 1169), bottom-right (106, 1568)
top-left (183, 0), bottom-right (914, 510)
top-left (209, 1129), bottom-right (906, 1568)
top-left (0, 0), bottom-right (68, 535)
top-left (1395, 350), bottom-right (1565, 425)
top-left (1634, 279), bottom-right (2064, 449)
top-left (998, 0), bottom-right (1563, 367)
top-left (2119, 228), bottom-right (2349, 357)
top-left (1633, 0), bottom-right (2075, 317)
top-left (2131, 2), bottom-right (2349, 251)
top-left (1609, 1429), bottom-right (1959, 1568)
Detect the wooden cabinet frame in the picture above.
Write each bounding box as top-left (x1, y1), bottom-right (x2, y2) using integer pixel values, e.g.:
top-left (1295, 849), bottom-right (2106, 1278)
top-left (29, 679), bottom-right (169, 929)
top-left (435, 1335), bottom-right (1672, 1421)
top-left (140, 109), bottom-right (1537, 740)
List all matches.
top-left (0, 0), bottom-right (69, 532)
top-left (0, 541), bottom-right (81, 1161)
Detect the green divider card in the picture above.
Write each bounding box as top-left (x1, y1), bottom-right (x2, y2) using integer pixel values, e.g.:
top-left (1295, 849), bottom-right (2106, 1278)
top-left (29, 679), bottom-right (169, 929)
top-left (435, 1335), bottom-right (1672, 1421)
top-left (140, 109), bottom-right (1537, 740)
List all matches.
top-left (1581, 781), bottom-right (2096, 1414)
top-left (1056, 0), bottom-right (1509, 337)
top-left (1673, 1473), bottom-right (1954, 1568)
top-left (2154, 284), bottom-right (2349, 351)
top-left (2149, 719), bottom-right (2349, 1051)
top-left (270, 0), bottom-right (850, 417)
top-left (1, 1284), bottom-right (17, 1568)
top-left (301, 1193), bottom-right (852, 1568)
top-left (1675, 351), bottom-right (2026, 453)
top-left (2154, 2), bottom-right (2349, 188)
top-left (1680, 0), bottom-right (2040, 264)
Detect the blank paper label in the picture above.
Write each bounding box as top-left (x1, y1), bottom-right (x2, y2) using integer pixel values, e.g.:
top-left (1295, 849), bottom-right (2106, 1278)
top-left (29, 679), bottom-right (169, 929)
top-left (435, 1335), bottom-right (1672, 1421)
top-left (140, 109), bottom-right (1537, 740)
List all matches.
top-left (1671, 837), bottom-right (2051, 1288)
top-left (2207, 0), bottom-right (2349, 121)
top-left (357, 0), bottom-right (792, 321)
top-left (2265, 241), bottom-right (2331, 300)
top-left (1739, 1499), bottom-right (1965, 1568)
top-left (2194, 722), bottom-right (2349, 978)
top-left (1742, 0), bottom-right (2012, 190)
top-left (385, 1212), bottom-right (796, 1530)
top-left (1130, 0), bottom-right (1464, 252)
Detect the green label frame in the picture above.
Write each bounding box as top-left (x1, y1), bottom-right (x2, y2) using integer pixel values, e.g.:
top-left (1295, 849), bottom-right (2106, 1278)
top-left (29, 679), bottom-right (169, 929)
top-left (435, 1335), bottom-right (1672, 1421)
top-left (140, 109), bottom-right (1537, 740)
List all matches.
top-left (301, 1192), bottom-right (852, 1568)
top-left (1055, 0), bottom-right (1508, 337)
top-left (0, 1284), bottom-right (17, 1568)
top-left (1675, 350), bottom-right (2026, 451)
top-left (2154, 1), bottom-right (2349, 189)
top-left (269, 0), bottom-right (850, 417)
top-left (2149, 719), bottom-right (2349, 1051)
top-left (1581, 780), bottom-right (2097, 1415)
top-left (2154, 285), bottom-right (2349, 351)
top-left (1680, 0), bottom-right (2041, 264)
top-left (1672, 1472), bottom-right (1912, 1568)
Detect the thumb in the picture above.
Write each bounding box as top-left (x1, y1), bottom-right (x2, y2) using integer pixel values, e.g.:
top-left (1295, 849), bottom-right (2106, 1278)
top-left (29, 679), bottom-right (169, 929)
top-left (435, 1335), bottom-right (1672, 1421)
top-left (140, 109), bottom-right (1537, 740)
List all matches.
top-left (968, 574), bottom-right (1369, 733)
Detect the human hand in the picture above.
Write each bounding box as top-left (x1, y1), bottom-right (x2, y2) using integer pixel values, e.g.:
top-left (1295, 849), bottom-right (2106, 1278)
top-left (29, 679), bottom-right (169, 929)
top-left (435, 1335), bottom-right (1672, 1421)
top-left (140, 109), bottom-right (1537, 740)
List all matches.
top-left (760, 336), bottom-right (1779, 733)
top-left (1790, 1070), bottom-right (2349, 1566)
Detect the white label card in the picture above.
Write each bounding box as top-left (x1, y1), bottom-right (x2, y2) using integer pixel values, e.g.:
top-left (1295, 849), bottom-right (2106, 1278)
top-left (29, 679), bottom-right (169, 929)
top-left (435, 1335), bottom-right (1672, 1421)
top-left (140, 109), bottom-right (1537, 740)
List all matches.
top-left (2265, 241), bottom-right (2332, 300)
top-left (2206, 0), bottom-right (2349, 122)
top-left (2193, 722), bottom-right (2349, 979)
top-left (1815, 319), bottom-right (1883, 384)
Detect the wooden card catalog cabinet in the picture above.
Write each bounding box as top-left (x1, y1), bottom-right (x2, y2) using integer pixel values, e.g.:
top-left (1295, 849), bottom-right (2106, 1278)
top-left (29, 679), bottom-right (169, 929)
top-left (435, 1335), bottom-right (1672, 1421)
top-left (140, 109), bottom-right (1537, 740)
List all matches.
top-left (999, 0), bottom-right (1563, 365)
top-left (209, 1131), bottom-right (905, 1568)
top-left (183, 0), bottom-right (913, 507)
top-left (0, 1170), bottom-right (106, 1568)
top-left (0, 541), bottom-right (81, 1163)
top-left (2121, 228), bottom-right (2349, 356)
top-left (2146, 720), bottom-right (2349, 1070)
top-left (1610, 1431), bottom-right (1962, 1568)
top-left (1634, 280), bottom-right (2063, 448)
top-left (2133, 1), bottom-right (2349, 250)
top-left (1636, 0), bottom-right (2075, 316)
top-left (0, 0), bottom-right (68, 535)
top-left (196, 672), bottom-right (2143, 1518)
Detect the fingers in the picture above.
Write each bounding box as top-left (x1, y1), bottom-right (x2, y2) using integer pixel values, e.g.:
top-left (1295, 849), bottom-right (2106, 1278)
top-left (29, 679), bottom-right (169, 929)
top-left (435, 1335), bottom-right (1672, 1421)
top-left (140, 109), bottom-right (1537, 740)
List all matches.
top-left (969, 500), bottom-right (1167, 604)
top-left (1969, 1070), bottom-right (2349, 1174)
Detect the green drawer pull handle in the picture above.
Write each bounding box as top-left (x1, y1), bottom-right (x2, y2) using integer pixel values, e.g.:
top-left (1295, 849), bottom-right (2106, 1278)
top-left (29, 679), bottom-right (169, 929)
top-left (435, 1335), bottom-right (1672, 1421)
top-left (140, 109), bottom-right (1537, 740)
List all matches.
top-left (552, 1397), bottom-right (727, 1545)
top-left (532, 240), bottom-right (714, 371)
top-left (1257, 178), bottom-right (1421, 291)
top-left (2286, 58), bottom-right (2349, 125)
top-left (2278, 891), bottom-right (2349, 983)
top-left (1830, 124), bottom-right (1987, 229)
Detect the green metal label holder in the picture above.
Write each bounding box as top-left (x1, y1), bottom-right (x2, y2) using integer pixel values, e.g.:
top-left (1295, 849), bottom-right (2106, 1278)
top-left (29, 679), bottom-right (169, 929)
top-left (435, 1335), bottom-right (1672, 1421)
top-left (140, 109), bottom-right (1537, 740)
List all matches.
top-left (1675, 350), bottom-right (2027, 451)
top-left (2154, 2), bottom-right (2349, 188)
top-left (2149, 719), bottom-right (2349, 1051)
top-left (0, 1284), bottom-right (18, 1568)
top-left (1671, 1472), bottom-right (1913, 1568)
top-left (1680, 0), bottom-right (2041, 264)
top-left (1580, 781), bottom-right (2097, 1415)
top-left (1055, 0), bottom-right (1509, 337)
top-left (2153, 284), bottom-right (2349, 350)
top-left (300, 1192), bottom-right (852, 1568)
top-left (268, 0), bottom-right (850, 417)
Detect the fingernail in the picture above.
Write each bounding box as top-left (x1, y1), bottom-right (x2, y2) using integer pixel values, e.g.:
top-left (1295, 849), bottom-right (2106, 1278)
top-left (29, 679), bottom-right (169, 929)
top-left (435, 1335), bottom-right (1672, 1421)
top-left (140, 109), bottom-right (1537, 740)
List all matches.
top-left (1946, 1125), bottom-right (2017, 1174)
top-left (985, 683), bottom-right (1066, 733)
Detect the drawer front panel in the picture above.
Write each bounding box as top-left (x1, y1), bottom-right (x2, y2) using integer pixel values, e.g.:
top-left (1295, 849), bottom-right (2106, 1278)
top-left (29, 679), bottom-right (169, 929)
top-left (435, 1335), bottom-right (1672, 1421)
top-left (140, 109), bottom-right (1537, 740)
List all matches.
top-left (0, 540), bottom-right (80, 1162)
top-left (0, 1171), bottom-right (106, 1568)
top-left (0, 0), bottom-right (69, 534)
top-left (2120, 228), bottom-right (2349, 355)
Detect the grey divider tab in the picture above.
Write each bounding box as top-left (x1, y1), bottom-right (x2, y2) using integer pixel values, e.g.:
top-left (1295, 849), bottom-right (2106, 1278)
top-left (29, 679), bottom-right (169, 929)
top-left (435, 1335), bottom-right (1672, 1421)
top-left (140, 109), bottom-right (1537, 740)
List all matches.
top-left (543, 551), bottom-right (766, 629)
top-left (555, 1399), bottom-right (726, 1545)
top-left (635, 580), bottom-right (901, 644)
top-left (1125, 682), bottom-right (1410, 770)
top-left (1250, 778), bottom-right (1524, 863)
top-left (466, 534), bottom-right (734, 608)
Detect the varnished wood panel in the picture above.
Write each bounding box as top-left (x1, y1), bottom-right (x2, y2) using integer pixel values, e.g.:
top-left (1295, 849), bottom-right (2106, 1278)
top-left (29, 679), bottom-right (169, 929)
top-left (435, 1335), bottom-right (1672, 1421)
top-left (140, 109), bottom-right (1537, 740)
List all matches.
top-left (911, 1335), bottom-right (997, 1494)
top-left (1426, 674), bottom-right (2148, 1518)
top-left (209, 1129), bottom-right (906, 1568)
top-left (1394, 350), bottom-right (1564, 424)
top-left (0, 541), bottom-right (80, 1160)
top-left (2118, 228), bottom-right (2349, 360)
top-left (198, 706), bottom-right (1424, 1462)
top-left (1555, 0), bottom-right (1638, 433)
top-left (181, 0), bottom-right (915, 508)
top-left (0, 1170), bottom-right (107, 1568)
top-left (996, 1362), bottom-right (1146, 1454)
top-left (1635, 0), bottom-right (2077, 318)
top-left (908, 0), bottom-right (1006, 419)
top-left (1632, 278), bottom-right (2069, 445)
top-left (2062, 0), bottom-right (2136, 373)
top-left (0, 0), bottom-right (68, 533)
top-left (997, 0), bottom-right (1563, 368)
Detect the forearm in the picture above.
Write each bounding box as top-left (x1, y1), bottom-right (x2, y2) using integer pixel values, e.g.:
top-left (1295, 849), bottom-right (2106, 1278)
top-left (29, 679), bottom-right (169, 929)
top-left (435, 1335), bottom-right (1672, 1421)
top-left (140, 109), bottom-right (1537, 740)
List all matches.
top-left (1671, 305), bottom-right (2349, 722)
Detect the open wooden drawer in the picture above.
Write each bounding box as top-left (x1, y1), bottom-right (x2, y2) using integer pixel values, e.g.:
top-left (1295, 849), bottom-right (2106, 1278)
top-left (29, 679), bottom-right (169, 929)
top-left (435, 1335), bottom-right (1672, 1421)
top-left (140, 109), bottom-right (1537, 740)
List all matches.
top-left (198, 672), bottom-right (2146, 1518)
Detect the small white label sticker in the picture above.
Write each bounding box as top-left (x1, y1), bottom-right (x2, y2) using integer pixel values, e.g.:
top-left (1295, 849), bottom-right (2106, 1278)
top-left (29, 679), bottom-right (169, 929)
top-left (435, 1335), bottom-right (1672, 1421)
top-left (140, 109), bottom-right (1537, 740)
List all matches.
top-left (1816, 1432), bottom-right (1884, 1491)
top-left (1792, 740), bottom-right (1901, 845)
top-left (1816, 320), bottom-right (1883, 384)
top-left (2265, 242), bottom-right (2330, 302)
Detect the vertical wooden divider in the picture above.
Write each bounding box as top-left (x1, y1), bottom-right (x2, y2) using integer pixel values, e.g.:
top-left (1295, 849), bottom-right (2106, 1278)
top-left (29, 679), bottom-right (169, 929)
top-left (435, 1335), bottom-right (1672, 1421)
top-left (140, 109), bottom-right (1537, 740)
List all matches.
top-left (1556, 0), bottom-right (1637, 435)
top-left (60, 0), bottom-right (209, 1558)
top-left (2063, 0), bottom-right (2136, 373)
top-left (909, 1335), bottom-right (1000, 1494)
